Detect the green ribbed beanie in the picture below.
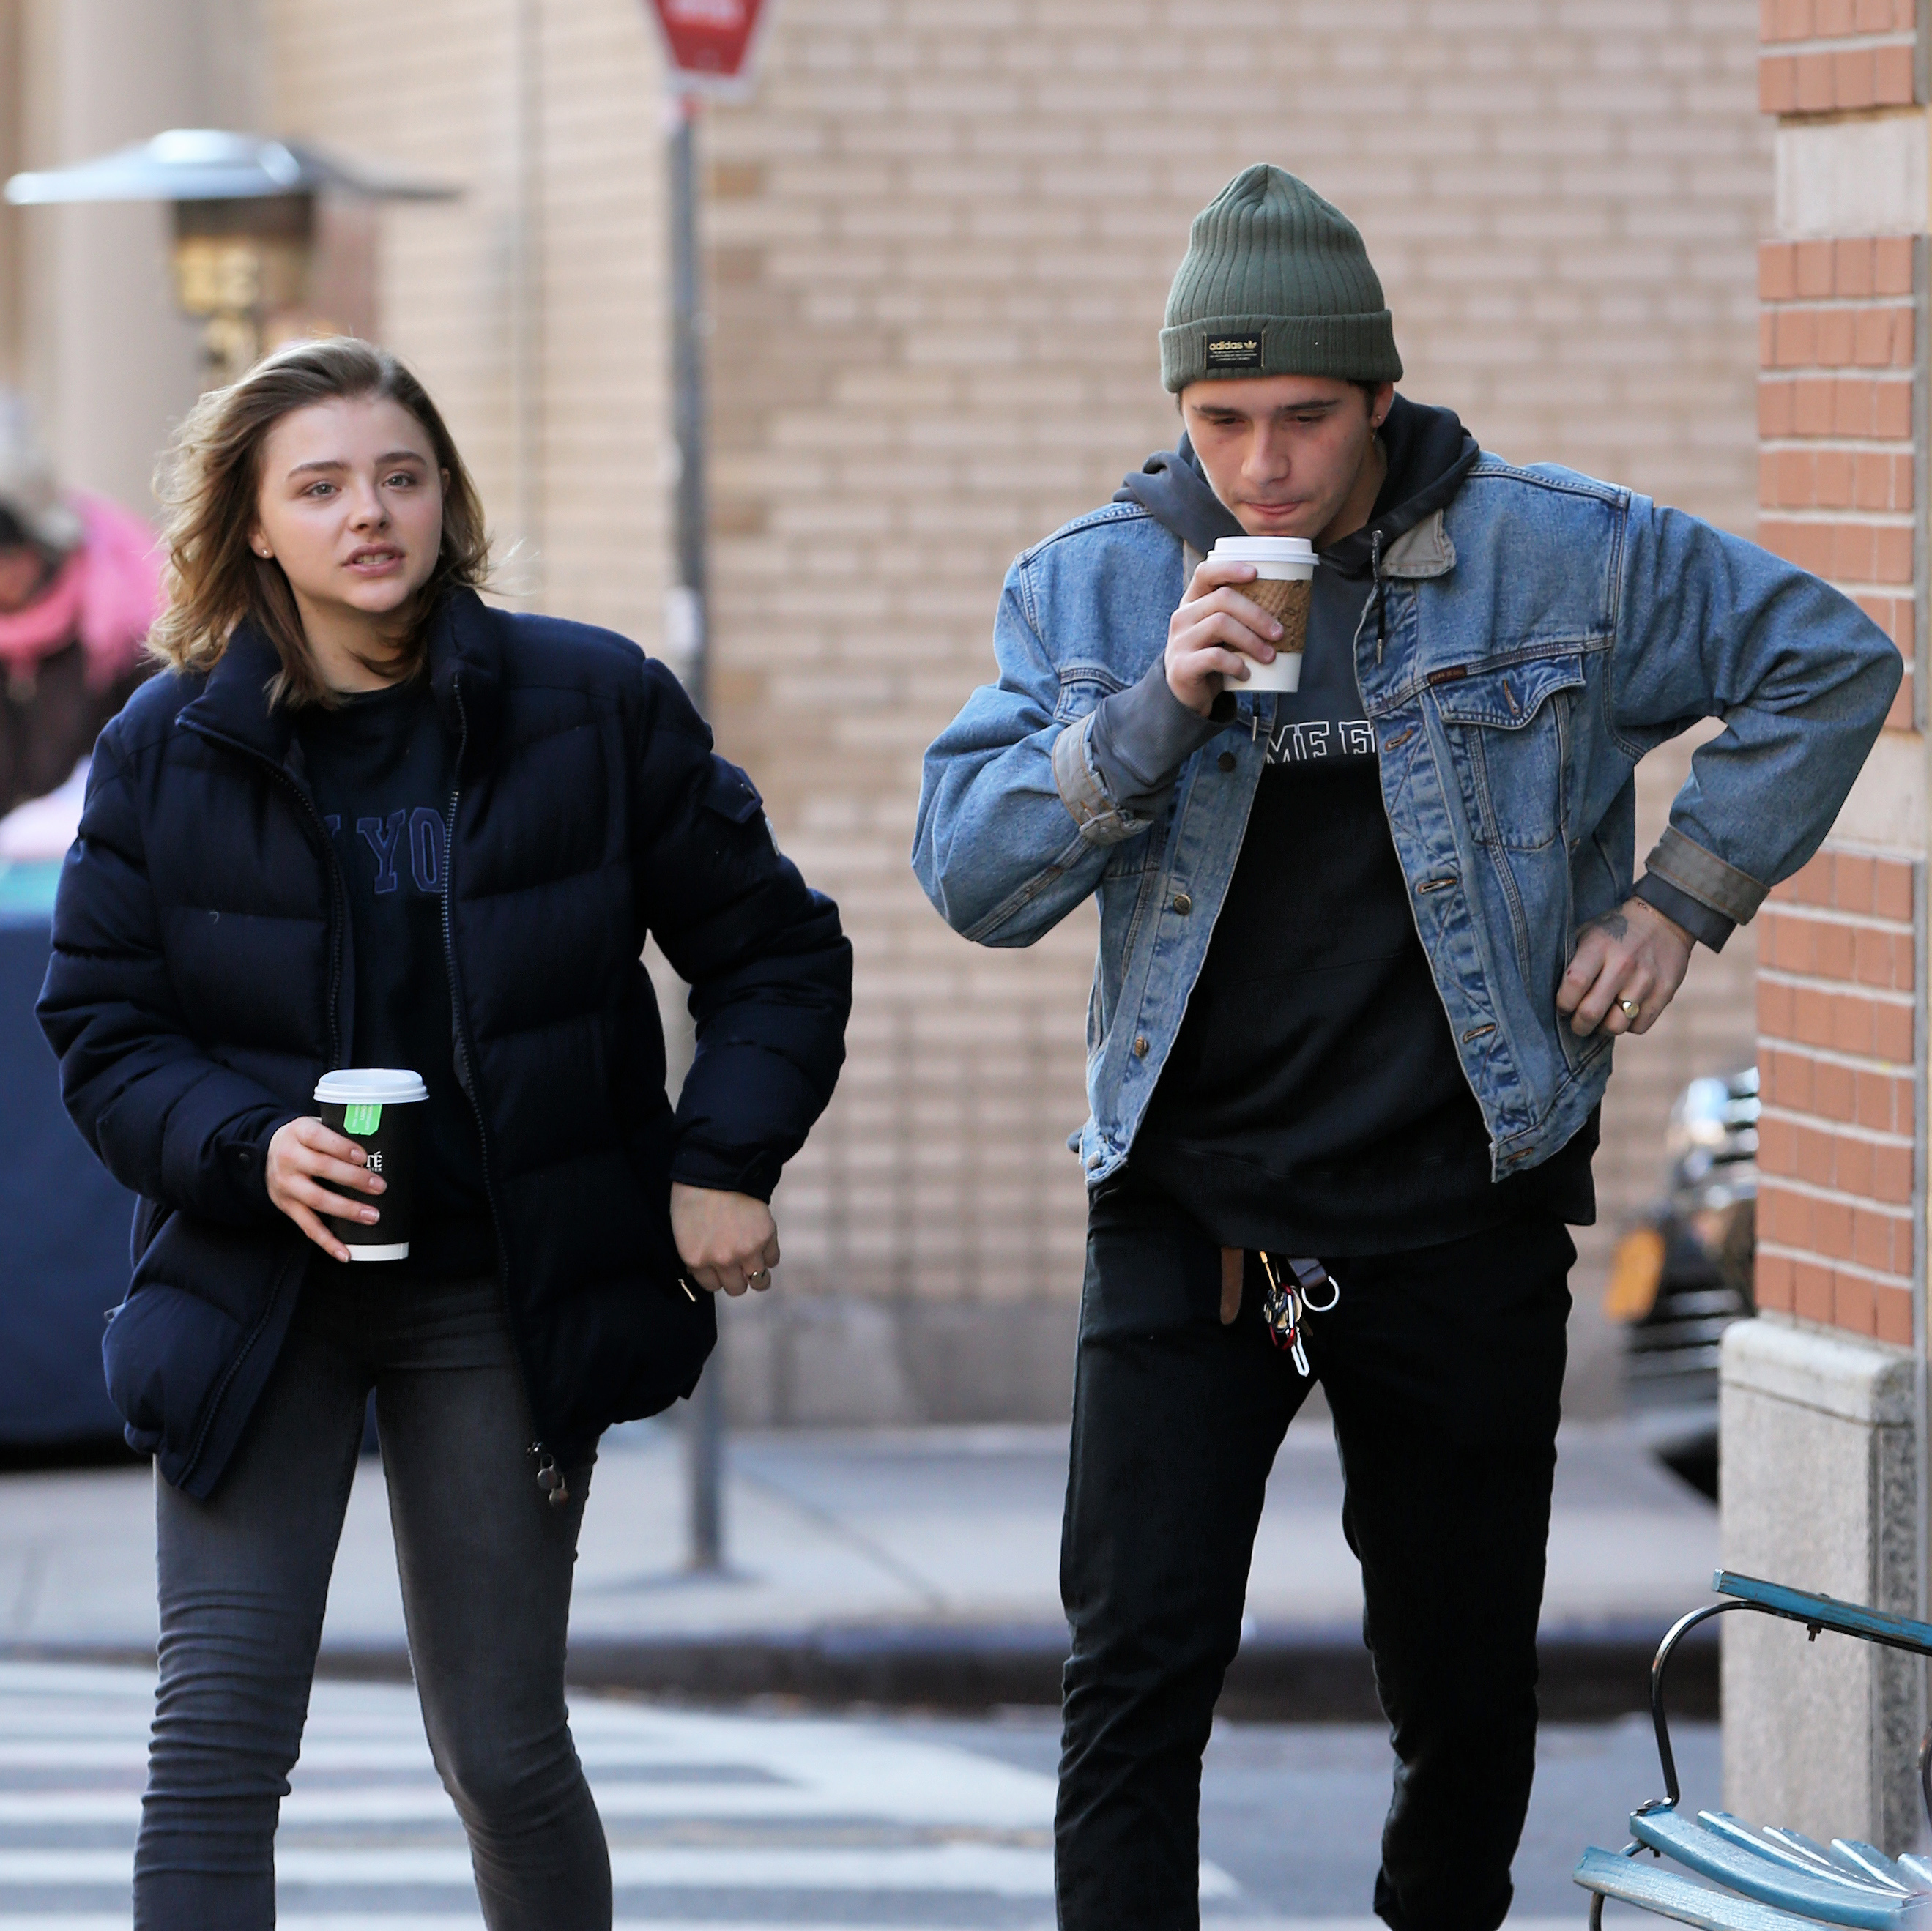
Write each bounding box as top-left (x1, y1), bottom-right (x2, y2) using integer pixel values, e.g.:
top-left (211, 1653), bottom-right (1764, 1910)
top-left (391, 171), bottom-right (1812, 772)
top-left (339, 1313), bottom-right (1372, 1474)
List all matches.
top-left (1161, 165), bottom-right (1401, 392)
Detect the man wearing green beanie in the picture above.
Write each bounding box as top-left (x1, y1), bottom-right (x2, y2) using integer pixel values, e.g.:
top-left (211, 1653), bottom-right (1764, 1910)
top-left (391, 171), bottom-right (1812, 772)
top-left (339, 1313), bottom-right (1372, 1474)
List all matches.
top-left (914, 165), bottom-right (1898, 1930)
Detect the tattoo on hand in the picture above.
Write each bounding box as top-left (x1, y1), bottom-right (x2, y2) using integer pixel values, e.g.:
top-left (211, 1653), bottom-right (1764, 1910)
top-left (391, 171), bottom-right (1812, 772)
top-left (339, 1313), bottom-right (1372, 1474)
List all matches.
top-left (1587, 911), bottom-right (1629, 942)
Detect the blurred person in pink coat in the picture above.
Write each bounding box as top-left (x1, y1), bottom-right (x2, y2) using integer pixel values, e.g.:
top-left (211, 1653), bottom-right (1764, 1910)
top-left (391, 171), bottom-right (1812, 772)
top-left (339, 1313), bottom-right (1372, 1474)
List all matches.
top-left (0, 394), bottom-right (160, 817)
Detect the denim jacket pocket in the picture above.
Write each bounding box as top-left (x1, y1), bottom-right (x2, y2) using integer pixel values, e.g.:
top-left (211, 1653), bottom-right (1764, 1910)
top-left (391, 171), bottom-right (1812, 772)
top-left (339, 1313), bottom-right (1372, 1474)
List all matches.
top-left (1429, 650), bottom-right (1586, 851)
top-left (1053, 661), bottom-right (1126, 725)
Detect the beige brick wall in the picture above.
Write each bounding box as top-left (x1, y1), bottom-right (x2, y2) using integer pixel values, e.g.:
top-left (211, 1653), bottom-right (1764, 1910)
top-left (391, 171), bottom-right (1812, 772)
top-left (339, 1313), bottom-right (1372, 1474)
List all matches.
top-left (264, 0), bottom-right (673, 644)
top-left (0, 0), bottom-right (22, 387)
top-left (10, 0), bottom-right (1782, 1416)
top-left (705, 0), bottom-right (1772, 1334)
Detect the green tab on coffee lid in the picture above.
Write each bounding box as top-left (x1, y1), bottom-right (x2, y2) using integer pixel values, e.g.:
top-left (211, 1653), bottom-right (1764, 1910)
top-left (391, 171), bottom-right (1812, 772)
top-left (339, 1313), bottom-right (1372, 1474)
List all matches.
top-left (343, 1103), bottom-right (382, 1135)
top-left (315, 1069), bottom-right (428, 1110)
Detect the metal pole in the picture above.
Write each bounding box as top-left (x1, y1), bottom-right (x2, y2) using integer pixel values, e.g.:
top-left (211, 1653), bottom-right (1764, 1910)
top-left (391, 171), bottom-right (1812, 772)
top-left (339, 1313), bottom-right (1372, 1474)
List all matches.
top-left (668, 98), bottom-right (709, 709)
top-left (668, 92), bottom-right (724, 1572)
top-left (687, 1347), bottom-right (724, 1571)
top-left (510, 0), bottom-right (546, 593)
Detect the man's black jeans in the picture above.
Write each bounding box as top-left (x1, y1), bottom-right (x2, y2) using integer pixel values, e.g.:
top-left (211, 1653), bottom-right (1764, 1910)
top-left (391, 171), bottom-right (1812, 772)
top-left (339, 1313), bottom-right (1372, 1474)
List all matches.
top-left (1058, 1176), bottom-right (1574, 1931)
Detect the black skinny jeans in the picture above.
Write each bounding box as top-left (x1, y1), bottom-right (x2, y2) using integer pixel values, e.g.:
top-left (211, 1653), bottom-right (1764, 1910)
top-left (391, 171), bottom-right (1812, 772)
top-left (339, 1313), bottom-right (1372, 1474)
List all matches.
top-left (135, 1270), bottom-right (609, 1931)
top-left (1058, 1178), bottom-right (1573, 1931)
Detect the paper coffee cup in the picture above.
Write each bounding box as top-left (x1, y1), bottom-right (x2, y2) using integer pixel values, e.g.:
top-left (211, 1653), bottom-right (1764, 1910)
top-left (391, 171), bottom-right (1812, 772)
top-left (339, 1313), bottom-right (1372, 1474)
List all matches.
top-left (1211, 536), bottom-right (1316, 692)
top-left (314, 1068), bottom-right (428, 1261)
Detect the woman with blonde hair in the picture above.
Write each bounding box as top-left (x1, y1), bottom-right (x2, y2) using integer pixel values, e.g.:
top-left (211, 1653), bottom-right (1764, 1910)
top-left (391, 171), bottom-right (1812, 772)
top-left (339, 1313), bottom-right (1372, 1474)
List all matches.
top-left (38, 336), bottom-right (851, 1929)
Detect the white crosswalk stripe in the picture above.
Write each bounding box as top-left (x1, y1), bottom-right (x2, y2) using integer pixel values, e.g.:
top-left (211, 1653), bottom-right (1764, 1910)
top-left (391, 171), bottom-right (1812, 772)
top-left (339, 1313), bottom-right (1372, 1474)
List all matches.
top-left (0, 1659), bottom-right (1249, 1926)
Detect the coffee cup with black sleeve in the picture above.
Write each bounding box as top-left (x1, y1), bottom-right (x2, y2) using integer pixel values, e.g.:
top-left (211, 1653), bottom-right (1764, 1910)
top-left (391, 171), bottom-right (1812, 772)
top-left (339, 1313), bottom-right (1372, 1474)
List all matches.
top-left (313, 1068), bottom-right (428, 1261)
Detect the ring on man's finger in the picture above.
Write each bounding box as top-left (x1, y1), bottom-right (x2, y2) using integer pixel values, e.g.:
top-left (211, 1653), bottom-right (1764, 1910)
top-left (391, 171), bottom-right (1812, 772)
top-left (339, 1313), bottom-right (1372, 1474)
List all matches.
top-left (1616, 997), bottom-right (1641, 1024)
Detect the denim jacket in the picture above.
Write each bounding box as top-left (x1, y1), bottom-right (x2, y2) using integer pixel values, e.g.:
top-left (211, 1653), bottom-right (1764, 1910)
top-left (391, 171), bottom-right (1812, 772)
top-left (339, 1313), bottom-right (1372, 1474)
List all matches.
top-left (913, 457), bottom-right (1901, 1186)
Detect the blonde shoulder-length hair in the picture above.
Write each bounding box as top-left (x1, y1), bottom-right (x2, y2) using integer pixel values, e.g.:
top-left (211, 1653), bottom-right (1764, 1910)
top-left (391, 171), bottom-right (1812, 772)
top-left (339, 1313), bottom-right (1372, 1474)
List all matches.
top-left (149, 336), bottom-right (489, 707)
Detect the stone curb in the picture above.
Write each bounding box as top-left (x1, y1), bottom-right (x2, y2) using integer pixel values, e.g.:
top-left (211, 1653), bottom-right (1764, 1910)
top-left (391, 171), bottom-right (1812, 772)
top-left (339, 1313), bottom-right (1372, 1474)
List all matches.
top-left (3, 1623), bottom-right (1717, 1723)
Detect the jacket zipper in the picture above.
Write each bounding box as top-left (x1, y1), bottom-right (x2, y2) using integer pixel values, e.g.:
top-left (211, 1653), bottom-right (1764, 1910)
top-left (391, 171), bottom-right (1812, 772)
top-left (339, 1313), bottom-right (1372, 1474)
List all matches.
top-left (173, 718), bottom-right (350, 1486)
top-left (439, 675), bottom-right (567, 1506)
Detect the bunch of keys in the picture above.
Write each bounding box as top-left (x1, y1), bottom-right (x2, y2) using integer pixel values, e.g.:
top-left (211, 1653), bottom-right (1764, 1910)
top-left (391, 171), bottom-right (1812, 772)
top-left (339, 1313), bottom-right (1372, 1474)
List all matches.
top-left (1257, 1251), bottom-right (1341, 1377)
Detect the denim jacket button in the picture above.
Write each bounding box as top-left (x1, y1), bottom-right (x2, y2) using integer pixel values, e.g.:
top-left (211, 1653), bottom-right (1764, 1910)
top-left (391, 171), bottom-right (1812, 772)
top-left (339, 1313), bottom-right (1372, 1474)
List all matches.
top-left (1133, 1035), bottom-right (1150, 1057)
top-left (1171, 892), bottom-right (1192, 915)
top-left (1217, 751), bottom-right (1236, 773)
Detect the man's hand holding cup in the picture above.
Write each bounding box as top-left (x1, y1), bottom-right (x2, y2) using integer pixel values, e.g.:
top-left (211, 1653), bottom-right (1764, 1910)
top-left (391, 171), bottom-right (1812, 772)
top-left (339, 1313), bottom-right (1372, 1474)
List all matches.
top-left (1166, 554), bottom-right (1285, 716)
top-left (1166, 538), bottom-right (1315, 716)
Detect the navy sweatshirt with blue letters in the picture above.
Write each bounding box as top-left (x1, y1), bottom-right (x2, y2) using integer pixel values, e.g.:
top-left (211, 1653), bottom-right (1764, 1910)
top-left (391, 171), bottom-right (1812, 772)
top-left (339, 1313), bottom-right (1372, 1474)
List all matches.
top-left (296, 680), bottom-right (496, 1279)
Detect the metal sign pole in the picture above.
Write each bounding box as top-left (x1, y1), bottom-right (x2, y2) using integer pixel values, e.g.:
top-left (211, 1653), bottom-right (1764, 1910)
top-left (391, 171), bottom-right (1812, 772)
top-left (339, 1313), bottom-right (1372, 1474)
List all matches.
top-left (668, 97), bottom-right (709, 714)
top-left (667, 92), bottom-right (724, 1574)
top-left (644, 0), bottom-right (772, 1581)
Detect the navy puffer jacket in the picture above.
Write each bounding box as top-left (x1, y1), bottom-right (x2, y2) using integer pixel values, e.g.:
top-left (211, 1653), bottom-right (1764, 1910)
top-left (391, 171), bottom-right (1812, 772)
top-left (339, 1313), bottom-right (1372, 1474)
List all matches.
top-left (37, 589), bottom-right (851, 1496)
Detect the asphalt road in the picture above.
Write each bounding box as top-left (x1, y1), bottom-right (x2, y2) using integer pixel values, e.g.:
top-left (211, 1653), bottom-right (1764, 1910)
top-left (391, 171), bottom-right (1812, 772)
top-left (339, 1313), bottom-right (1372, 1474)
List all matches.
top-left (926, 1707), bottom-right (1717, 1921)
top-left (3, 1657), bottom-right (1713, 1927)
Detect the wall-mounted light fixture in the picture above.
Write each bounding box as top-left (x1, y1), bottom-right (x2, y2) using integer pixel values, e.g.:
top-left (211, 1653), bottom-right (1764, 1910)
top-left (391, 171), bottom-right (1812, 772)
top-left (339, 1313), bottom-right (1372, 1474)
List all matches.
top-left (6, 130), bottom-right (457, 387)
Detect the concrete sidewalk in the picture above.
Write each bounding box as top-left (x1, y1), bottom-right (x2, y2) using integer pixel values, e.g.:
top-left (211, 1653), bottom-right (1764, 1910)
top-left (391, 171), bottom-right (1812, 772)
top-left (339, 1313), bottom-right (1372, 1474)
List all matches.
top-left (0, 1413), bottom-right (1718, 1718)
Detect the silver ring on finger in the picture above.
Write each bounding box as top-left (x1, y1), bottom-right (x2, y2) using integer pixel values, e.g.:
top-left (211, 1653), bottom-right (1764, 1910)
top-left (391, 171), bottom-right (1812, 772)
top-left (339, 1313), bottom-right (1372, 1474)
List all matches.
top-left (747, 1267), bottom-right (770, 1282)
top-left (1617, 997), bottom-right (1641, 1024)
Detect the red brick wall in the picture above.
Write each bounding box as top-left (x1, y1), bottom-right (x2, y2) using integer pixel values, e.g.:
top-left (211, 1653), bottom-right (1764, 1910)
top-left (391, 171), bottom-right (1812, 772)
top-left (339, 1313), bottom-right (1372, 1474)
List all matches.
top-left (1758, 235), bottom-right (1917, 729)
top-left (1754, 0), bottom-right (1922, 1347)
top-left (1756, 852), bottom-right (1919, 1342)
top-left (1760, 0), bottom-right (1918, 113)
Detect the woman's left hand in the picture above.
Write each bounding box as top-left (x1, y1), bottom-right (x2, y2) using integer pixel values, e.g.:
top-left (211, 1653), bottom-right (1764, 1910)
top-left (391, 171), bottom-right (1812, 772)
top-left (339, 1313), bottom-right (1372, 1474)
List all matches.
top-left (1556, 896), bottom-right (1694, 1038)
top-left (671, 1183), bottom-right (781, 1296)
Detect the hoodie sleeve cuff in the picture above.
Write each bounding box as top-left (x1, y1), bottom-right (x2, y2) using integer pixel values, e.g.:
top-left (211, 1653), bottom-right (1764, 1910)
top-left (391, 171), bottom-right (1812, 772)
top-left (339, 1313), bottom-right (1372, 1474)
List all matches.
top-left (1632, 872), bottom-right (1735, 953)
top-left (1088, 658), bottom-right (1220, 814)
top-left (1642, 826), bottom-right (1767, 926)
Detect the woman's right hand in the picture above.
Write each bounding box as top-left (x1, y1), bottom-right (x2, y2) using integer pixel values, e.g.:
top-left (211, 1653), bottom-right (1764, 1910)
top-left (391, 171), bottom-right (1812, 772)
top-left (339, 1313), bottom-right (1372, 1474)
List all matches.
top-left (267, 1117), bottom-right (386, 1263)
top-left (1164, 554), bottom-right (1285, 716)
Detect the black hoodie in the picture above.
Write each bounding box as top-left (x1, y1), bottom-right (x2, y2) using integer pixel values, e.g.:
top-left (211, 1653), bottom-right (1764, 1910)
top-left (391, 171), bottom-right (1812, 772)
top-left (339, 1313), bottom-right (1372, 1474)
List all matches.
top-left (1111, 397), bottom-right (1596, 1255)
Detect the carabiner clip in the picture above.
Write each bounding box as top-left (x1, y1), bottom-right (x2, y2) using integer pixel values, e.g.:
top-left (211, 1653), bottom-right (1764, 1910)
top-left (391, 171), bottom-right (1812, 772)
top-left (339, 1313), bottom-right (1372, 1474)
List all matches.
top-left (1257, 1251), bottom-right (1340, 1377)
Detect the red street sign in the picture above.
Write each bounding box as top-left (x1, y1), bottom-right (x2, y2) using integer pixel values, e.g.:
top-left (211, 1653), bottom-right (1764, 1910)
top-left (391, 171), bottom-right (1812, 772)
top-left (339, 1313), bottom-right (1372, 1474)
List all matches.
top-left (643, 0), bottom-right (771, 90)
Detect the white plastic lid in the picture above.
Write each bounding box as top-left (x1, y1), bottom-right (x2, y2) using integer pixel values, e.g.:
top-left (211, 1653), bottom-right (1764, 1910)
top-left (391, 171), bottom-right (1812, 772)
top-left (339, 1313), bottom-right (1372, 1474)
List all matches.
top-left (315, 1068), bottom-right (428, 1105)
top-left (1211, 536), bottom-right (1317, 561)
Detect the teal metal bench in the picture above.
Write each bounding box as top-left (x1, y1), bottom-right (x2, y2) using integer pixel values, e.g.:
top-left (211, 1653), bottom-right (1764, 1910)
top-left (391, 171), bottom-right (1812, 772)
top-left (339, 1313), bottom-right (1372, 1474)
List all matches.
top-left (1574, 1571), bottom-right (1932, 1931)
